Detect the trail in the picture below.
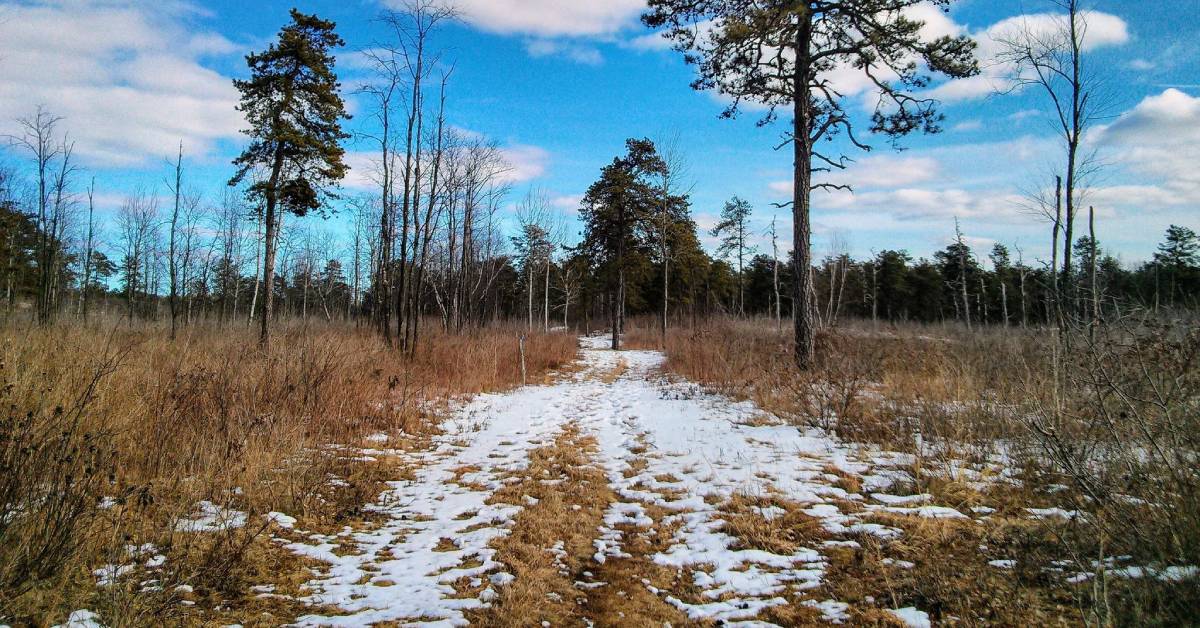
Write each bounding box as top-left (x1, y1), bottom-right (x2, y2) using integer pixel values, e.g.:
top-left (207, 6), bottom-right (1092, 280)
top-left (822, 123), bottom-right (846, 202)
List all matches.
top-left (285, 335), bottom-right (949, 626)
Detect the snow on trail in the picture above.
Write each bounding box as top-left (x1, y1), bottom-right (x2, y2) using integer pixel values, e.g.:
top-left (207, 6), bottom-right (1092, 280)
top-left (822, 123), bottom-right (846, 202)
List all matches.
top-left (571, 335), bottom-right (916, 623)
top-left (285, 335), bottom-right (945, 626)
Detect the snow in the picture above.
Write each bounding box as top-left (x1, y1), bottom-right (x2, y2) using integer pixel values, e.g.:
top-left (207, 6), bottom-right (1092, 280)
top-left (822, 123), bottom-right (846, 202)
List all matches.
top-left (888, 607), bottom-right (932, 627)
top-left (53, 610), bottom-right (104, 628)
top-left (265, 511), bottom-right (296, 529)
top-left (174, 501), bottom-right (247, 533)
top-left (870, 505), bottom-right (969, 519)
top-left (93, 564), bottom-right (133, 587)
top-left (804, 599), bottom-right (850, 623)
top-left (871, 493), bottom-right (932, 505)
top-left (278, 335), bottom-right (986, 625)
top-left (1026, 507), bottom-right (1081, 520)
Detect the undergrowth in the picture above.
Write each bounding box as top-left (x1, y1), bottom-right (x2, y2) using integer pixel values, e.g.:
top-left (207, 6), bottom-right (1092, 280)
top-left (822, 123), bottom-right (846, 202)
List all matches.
top-left (0, 316), bottom-right (575, 625)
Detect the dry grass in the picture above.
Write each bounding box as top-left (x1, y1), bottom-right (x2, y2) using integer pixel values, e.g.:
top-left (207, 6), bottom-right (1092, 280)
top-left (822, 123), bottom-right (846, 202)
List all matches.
top-left (463, 424), bottom-right (688, 627)
top-left (0, 316), bottom-right (576, 625)
top-left (629, 315), bottom-right (1200, 626)
top-left (464, 426), bottom-right (613, 626)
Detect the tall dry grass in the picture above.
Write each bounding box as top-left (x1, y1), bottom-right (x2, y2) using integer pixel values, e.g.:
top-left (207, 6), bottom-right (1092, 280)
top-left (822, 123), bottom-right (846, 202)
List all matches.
top-left (0, 316), bottom-right (576, 624)
top-left (628, 314), bottom-right (1199, 625)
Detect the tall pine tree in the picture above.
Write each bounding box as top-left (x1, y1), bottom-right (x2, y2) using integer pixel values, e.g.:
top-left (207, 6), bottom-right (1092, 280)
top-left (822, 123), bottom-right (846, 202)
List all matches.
top-left (643, 0), bottom-right (978, 367)
top-left (578, 139), bottom-right (667, 350)
top-left (230, 9), bottom-right (350, 349)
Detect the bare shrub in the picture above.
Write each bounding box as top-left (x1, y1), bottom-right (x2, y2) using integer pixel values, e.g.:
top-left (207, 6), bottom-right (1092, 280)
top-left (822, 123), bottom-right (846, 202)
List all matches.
top-left (1019, 315), bottom-right (1200, 624)
top-left (0, 345), bottom-right (120, 603)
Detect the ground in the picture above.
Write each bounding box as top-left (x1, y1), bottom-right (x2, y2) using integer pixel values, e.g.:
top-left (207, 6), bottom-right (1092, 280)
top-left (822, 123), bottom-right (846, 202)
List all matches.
top-left (236, 335), bottom-right (1013, 627)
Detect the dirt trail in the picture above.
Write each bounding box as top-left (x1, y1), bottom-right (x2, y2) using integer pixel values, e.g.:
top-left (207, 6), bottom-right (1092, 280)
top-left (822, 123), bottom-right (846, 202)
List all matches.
top-left (284, 335), bottom-right (949, 626)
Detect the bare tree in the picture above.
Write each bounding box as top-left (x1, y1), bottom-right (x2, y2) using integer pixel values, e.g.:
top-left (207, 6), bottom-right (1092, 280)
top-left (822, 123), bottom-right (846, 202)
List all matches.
top-left (78, 177), bottom-right (96, 321)
top-left (652, 132), bottom-right (693, 344)
top-left (165, 143), bottom-right (184, 339)
top-left (998, 0), bottom-right (1107, 322)
top-left (117, 192), bottom-right (158, 323)
top-left (768, 215), bottom-right (782, 330)
top-left (6, 107), bottom-right (63, 323)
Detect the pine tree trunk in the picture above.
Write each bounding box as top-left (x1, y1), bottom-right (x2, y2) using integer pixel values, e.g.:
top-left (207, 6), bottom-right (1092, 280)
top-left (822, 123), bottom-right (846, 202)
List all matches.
top-left (259, 150), bottom-right (283, 350)
top-left (792, 16), bottom-right (815, 369)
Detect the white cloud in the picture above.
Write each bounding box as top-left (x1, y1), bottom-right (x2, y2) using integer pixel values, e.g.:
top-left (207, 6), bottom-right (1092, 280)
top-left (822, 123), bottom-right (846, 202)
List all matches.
top-left (550, 193), bottom-right (583, 210)
top-left (343, 141), bottom-right (551, 191)
top-left (1093, 88), bottom-right (1200, 208)
top-left (438, 0), bottom-right (644, 37)
top-left (769, 155), bottom-right (942, 196)
top-left (525, 39), bottom-right (604, 65)
top-left (952, 119), bottom-right (983, 132)
top-left (628, 30), bottom-right (673, 52)
top-left (928, 10), bottom-right (1130, 103)
top-left (500, 144), bottom-right (550, 184)
top-left (342, 151), bottom-right (383, 191)
top-left (816, 187), bottom-right (1027, 222)
top-left (0, 0), bottom-right (244, 167)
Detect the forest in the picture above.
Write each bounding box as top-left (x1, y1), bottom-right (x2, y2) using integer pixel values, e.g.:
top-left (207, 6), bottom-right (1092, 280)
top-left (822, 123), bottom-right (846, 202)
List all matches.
top-left (1, 0), bottom-right (1197, 627)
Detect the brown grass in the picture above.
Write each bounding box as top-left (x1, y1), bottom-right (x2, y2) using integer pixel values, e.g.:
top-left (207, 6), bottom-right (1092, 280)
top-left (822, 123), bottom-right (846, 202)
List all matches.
top-left (0, 316), bottom-right (576, 624)
top-left (466, 423), bottom-right (690, 627)
top-left (628, 315), bottom-right (1200, 626)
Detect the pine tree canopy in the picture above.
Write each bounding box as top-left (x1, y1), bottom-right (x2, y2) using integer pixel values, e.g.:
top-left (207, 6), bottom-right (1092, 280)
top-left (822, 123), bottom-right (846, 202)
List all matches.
top-left (229, 9), bottom-right (350, 217)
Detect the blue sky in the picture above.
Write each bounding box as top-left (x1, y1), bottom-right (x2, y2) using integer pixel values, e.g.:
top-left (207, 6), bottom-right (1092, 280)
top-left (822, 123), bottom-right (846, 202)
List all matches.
top-left (1, 0), bottom-right (1197, 267)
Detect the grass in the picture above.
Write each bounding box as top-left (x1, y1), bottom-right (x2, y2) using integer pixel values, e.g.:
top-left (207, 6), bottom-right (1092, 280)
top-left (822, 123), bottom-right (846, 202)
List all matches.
top-left (626, 314), bottom-right (1200, 626)
top-left (5, 312), bottom-right (1196, 625)
top-left (0, 315), bottom-right (576, 625)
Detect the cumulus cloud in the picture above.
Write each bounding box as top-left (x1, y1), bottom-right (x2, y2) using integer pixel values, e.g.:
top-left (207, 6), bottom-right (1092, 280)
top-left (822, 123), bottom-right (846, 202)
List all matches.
top-left (500, 144), bottom-right (551, 184)
top-left (343, 141), bottom-right (551, 191)
top-left (1092, 88), bottom-right (1200, 208)
top-left (0, 0), bottom-right (244, 167)
top-left (550, 193), bottom-right (583, 210)
top-left (817, 187), bottom-right (1027, 222)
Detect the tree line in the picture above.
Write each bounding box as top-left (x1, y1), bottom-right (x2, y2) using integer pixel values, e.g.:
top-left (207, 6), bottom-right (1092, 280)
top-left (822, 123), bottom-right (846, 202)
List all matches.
top-left (1, 2), bottom-right (1197, 359)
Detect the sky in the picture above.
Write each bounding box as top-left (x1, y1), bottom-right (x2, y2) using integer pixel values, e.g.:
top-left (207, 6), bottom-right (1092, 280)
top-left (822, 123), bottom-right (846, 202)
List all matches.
top-left (0, 0), bottom-right (1197, 268)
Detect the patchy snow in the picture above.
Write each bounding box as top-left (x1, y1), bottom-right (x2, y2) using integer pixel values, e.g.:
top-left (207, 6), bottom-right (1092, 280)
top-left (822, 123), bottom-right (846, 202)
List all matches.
top-left (174, 501), bottom-right (247, 533)
top-left (1026, 507), bottom-right (1082, 520)
top-left (93, 564), bottom-right (133, 587)
top-left (264, 511), bottom-right (296, 529)
top-left (53, 610), bottom-right (104, 628)
top-left (870, 504), bottom-right (969, 519)
top-left (888, 606), bottom-right (932, 627)
top-left (280, 335), bottom-right (983, 625)
top-left (804, 599), bottom-right (851, 623)
top-left (871, 493), bottom-right (932, 505)
top-left (989, 559), bottom-right (1017, 569)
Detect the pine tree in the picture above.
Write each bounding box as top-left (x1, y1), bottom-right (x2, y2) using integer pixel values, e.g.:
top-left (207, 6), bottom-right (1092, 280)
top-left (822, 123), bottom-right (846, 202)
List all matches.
top-left (229, 9), bottom-right (350, 349)
top-left (512, 223), bottom-right (552, 331)
top-left (711, 196), bottom-right (753, 316)
top-left (1153, 225), bottom-right (1199, 305)
top-left (643, 0), bottom-right (978, 367)
top-left (578, 139), bottom-right (667, 349)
